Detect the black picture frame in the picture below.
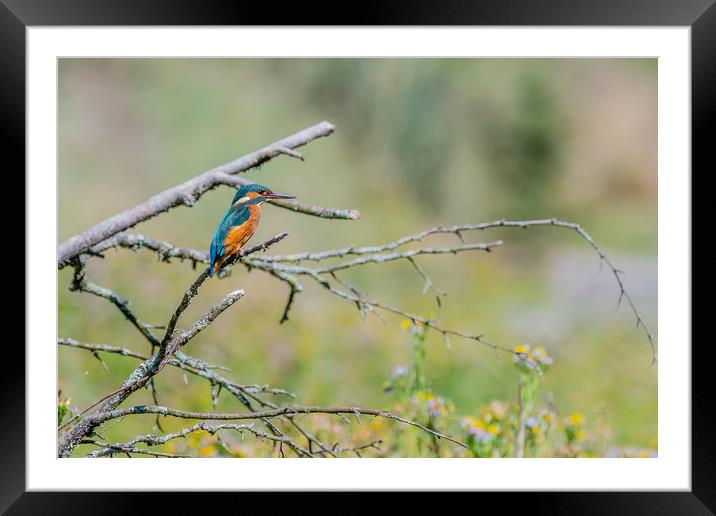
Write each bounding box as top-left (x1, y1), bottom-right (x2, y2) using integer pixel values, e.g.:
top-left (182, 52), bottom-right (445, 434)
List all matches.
top-left (3, 0), bottom-right (707, 511)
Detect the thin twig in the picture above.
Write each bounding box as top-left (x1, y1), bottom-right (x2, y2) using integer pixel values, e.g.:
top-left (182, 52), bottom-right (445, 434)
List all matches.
top-left (311, 241), bottom-right (502, 274)
top-left (253, 218), bottom-right (657, 362)
top-left (86, 422), bottom-right (313, 458)
top-left (215, 173), bottom-right (359, 221)
top-left (332, 439), bottom-right (384, 457)
top-left (93, 405), bottom-right (467, 449)
top-left (80, 218), bottom-right (655, 361)
top-left (58, 338), bottom-right (297, 397)
top-left (156, 232), bottom-right (288, 361)
top-left (69, 258), bottom-right (160, 349)
top-left (57, 289), bottom-right (246, 454)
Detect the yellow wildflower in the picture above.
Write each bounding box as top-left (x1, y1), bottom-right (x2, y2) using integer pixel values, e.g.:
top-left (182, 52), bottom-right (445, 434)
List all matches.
top-left (514, 344), bottom-right (530, 354)
top-left (568, 412), bottom-right (585, 426)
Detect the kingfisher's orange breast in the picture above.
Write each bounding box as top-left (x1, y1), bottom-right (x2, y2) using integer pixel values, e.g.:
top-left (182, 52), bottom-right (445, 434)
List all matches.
top-left (222, 204), bottom-right (261, 256)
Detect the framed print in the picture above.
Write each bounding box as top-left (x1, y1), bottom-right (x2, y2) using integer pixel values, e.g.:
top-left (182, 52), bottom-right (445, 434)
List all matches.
top-left (4, 0), bottom-right (708, 510)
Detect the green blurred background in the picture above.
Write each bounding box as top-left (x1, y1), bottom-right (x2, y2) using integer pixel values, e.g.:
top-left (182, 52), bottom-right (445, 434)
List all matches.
top-left (58, 59), bottom-right (657, 453)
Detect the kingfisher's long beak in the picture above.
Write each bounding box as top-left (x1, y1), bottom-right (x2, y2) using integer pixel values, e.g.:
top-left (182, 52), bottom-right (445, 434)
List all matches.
top-left (264, 192), bottom-right (296, 200)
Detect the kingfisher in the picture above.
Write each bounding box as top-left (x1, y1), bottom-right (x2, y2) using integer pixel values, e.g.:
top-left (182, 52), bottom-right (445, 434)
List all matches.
top-left (209, 183), bottom-right (295, 277)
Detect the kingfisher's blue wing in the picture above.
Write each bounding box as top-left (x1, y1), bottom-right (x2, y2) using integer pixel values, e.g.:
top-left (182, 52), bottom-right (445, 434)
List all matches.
top-left (209, 204), bottom-right (251, 276)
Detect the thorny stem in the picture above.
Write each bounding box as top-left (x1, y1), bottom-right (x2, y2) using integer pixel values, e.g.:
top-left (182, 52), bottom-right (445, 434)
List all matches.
top-left (70, 258), bottom-right (161, 350)
top-left (58, 338), bottom-right (294, 398)
top-left (58, 232), bottom-right (343, 459)
top-left (87, 422), bottom-right (314, 458)
top-left (90, 404), bottom-right (467, 449)
top-left (61, 233), bottom-right (289, 435)
top-left (156, 232), bottom-right (288, 364)
top-left (57, 289), bottom-right (245, 440)
top-left (94, 219), bottom-right (656, 363)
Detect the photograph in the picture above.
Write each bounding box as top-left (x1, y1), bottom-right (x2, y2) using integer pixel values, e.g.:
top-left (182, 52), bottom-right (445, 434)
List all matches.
top-left (0, 0), bottom-right (705, 504)
top-left (56, 58), bottom-right (658, 459)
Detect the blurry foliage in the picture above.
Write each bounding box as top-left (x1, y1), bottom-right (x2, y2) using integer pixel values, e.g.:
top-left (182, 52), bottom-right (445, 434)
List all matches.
top-left (59, 59), bottom-right (657, 456)
top-left (484, 72), bottom-right (565, 218)
top-left (392, 69), bottom-right (457, 208)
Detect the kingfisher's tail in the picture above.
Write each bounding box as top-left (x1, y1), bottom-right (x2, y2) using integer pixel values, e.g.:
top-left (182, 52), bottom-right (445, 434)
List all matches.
top-left (209, 253), bottom-right (221, 277)
top-left (209, 242), bottom-right (218, 277)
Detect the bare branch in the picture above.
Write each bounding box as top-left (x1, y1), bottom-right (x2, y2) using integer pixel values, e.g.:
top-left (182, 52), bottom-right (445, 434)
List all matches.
top-left (92, 404), bottom-right (467, 449)
top-left (92, 233), bottom-right (208, 268)
top-left (215, 173), bottom-right (359, 220)
top-left (314, 276), bottom-right (514, 355)
top-left (84, 232), bottom-right (309, 324)
top-left (255, 223), bottom-right (501, 262)
top-left (98, 448), bottom-right (189, 458)
top-left (58, 337), bottom-right (146, 361)
top-left (58, 233), bottom-right (290, 456)
top-left (331, 439), bottom-right (384, 457)
top-left (458, 217), bottom-right (657, 362)
top-left (157, 232), bottom-right (288, 359)
top-left (311, 241), bottom-right (502, 274)
top-left (66, 351), bottom-right (382, 458)
top-left (57, 338), bottom-right (293, 399)
top-left (86, 422), bottom-right (313, 458)
top-left (226, 377), bottom-right (337, 457)
top-left (57, 289), bottom-right (245, 455)
top-left (408, 257), bottom-right (444, 296)
top-left (157, 289), bottom-right (245, 371)
top-left (57, 121), bottom-right (336, 268)
top-left (393, 218), bottom-right (656, 359)
top-left (253, 218), bottom-right (656, 362)
top-left (79, 218), bottom-right (655, 363)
